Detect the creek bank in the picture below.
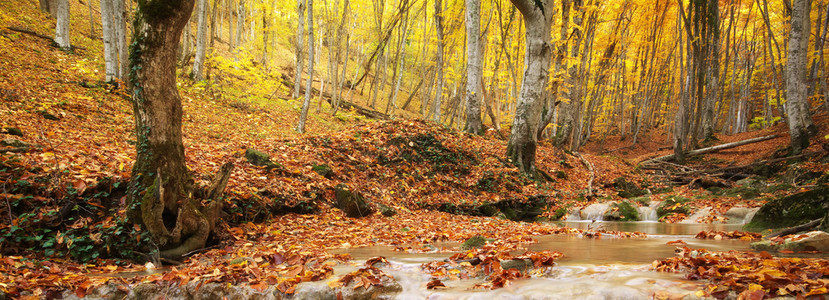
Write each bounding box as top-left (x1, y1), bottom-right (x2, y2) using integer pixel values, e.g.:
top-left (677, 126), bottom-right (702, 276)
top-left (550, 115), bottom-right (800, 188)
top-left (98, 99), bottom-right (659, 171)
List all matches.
top-left (743, 185), bottom-right (829, 232)
top-left (62, 276), bottom-right (401, 300)
top-left (423, 194), bottom-right (553, 222)
top-left (751, 231), bottom-right (829, 253)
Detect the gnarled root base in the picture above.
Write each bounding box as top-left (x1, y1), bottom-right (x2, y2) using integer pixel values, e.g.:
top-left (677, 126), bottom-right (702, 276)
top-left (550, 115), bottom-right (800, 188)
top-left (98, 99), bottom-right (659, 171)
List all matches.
top-left (138, 162), bottom-right (234, 260)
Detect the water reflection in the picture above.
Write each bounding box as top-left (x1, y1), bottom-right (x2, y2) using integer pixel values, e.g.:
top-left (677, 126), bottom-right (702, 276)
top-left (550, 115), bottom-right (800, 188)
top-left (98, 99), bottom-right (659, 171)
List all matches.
top-left (558, 221), bottom-right (745, 235)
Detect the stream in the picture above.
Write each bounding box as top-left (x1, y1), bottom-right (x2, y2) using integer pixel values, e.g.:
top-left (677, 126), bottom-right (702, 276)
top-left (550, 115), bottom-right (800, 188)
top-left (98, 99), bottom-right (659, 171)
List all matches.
top-left (322, 222), bottom-right (754, 299)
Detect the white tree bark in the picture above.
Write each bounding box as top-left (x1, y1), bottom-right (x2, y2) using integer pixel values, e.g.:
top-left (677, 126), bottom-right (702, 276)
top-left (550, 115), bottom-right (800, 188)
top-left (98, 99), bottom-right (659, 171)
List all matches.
top-left (297, 0), bottom-right (314, 133)
top-left (432, 0), bottom-right (445, 122)
top-left (236, 0), bottom-right (244, 48)
top-left (506, 0), bottom-right (553, 175)
top-left (54, 0), bottom-right (70, 50)
top-left (115, 0), bottom-right (128, 80)
top-left (101, 0), bottom-right (118, 81)
top-left (193, 0), bottom-right (208, 81)
top-left (294, 0), bottom-right (306, 98)
top-left (464, 0), bottom-right (483, 134)
top-left (785, 0), bottom-right (816, 154)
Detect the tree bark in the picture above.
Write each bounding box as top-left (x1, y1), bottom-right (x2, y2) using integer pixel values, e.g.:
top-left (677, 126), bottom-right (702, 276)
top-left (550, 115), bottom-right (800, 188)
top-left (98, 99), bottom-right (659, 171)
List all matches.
top-left (293, 0), bottom-right (306, 98)
top-left (701, 0), bottom-right (719, 140)
top-left (127, 0), bottom-right (223, 260)
top-left (115, 0), bottom-right (128, 80)
top-left (101, 0), bottom-right (118, 81)
top-left (54, 0), bottom-right (70, 50)
top-left (40, 0), bottom-right (58, 18)
top-left (505, 0), bottom-right (553, 176)
top-left (785, 0), bottom-right (816, 154)
top-left (464, 0), bottom-right (484, 134)
top-left (432, 0), bottom-right (445, 122)
top-left (297, 0), bottom-right (314, 133)
top-left (193, 0), bottom-right (208, 81)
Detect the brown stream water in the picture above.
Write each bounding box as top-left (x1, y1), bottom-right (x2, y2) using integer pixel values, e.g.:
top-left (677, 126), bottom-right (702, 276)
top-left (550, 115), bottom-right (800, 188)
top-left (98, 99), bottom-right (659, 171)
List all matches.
top-left (328, 222), bottom-right (755, 299)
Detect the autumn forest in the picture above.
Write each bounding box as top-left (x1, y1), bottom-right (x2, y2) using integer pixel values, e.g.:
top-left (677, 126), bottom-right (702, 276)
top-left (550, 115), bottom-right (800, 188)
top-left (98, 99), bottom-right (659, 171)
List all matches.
top-left (1, 0), bottom-right (829, 298)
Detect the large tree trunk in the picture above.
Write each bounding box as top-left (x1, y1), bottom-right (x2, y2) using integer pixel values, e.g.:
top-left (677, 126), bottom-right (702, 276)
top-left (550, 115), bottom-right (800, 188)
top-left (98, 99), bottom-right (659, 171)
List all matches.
top-left (293, 0), bottom-right (306, 98)
top-left (54, 0), bottom-right (70, 50)
top-left (464, 0), bottom-right (483, 134)
top-left (193, 0), bottom-right (208, 81)
top-left (127, 0), bottom-right (225, 260)
top-left (785, 0), bottom-right (816, 154)
top-left (115, 0), bottom-right (128, 80)
top-left (297, 0), bottom-right (314, 133)
top-left (101, 0), bottom-right (118, 81)
top-left (40, 0), bottom-right (58, 18)
top-left (432, 0), bottom-right (445, 122)
top-left (505, 0), bottom-right (553, 175)
top-left (701, 0), bottom-right (719, 140)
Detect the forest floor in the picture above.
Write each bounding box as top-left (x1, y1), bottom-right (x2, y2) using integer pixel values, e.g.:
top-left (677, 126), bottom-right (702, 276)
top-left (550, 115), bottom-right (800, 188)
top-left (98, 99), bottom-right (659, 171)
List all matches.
top-left (3, 1), bottom-right (829, 299)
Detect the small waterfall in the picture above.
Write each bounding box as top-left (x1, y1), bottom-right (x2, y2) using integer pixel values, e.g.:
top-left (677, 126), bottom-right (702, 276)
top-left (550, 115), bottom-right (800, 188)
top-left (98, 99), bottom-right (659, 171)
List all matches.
top-left (579, 203), bottom-right (611, 221)
top-left (637, 206), bottom-right (658, 222)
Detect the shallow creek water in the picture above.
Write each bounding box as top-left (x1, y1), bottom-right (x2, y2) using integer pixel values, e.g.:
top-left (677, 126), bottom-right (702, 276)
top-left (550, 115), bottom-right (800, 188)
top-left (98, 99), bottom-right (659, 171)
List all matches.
top-left (323, 222), bottom-right (754, 299)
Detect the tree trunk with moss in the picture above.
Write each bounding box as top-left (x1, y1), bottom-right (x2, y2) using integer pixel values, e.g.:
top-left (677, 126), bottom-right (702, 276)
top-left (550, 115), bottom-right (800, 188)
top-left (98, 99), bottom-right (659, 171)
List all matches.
top-left (127, 0), bottom-right (227, 260)
top-left (785, 0), bottom-right (816, 154)
top-left (505, 0), bottom-right (553, 175)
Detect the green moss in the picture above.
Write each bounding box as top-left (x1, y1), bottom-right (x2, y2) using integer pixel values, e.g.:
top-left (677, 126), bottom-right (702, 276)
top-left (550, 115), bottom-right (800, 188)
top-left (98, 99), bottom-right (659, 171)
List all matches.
top-left (656, 195), bottom-right (690, 217)
top-left (604, 201), bottom-right (640, 221)
top-left (378, 204), bottom-right (397, 217)
top-left (312, 164), bottom-right (333, 178)
top-left (744, 186), bottom-right (829, 232)
top-left (461, 235), bottom-right (489, 250)
top-left (612, 177), bottom-right (646, 198)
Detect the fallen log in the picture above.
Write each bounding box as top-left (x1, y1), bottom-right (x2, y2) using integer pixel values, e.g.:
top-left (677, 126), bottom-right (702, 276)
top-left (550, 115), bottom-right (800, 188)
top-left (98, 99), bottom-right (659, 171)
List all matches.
top-left (764, 219), bottom-right (822, 240)
top-left (640, 134), bottom-right (779, 166)
top-left (678, 149), bottom-right (826, 176)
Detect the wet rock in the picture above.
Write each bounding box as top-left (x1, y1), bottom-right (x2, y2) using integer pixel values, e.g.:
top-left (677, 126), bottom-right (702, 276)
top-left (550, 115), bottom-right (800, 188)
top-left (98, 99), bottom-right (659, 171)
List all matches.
top-left (461, 235), bottom-right (488, 250)
top-left (744, 186), bottom-right (829, 232)
top-left (500, 259), bottom-right (533, 273)
top-left (65, 284), bottom-right (127, 300)
top-left (751, 231), bottom-right (829, 253)
top-left (3, 127), bottom-right (22, 136)
top-left (603, 201), bottom-right (640, 221)
top-left (245, 148), bottom-right (281, 170)
top-left (0, 289), bottom-right (5, 300)
top-left (312, 164), bottom-right (333, 179)
top-left (335, 184), bottom-right (374, 218)
top-left (337, 275), bottom-right (401, 300)
top-left (724, 207), bottom-right (759, 224)
top-left (290, 281), bottom-right (336, 299)
top-left (611, 177), bottom-right (646, 198)
top-left (378, 203), bottom-right (396, 217)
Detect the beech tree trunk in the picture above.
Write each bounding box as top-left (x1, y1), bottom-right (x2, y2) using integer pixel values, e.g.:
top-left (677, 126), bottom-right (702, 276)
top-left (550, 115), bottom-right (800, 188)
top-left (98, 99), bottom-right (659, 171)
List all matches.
top-left (432, 0), bottom-right (445, 122)
top-left (506, 0), bottom-right (553, 175)
top-left (115, 0), bottom-right (128, 80)
top-left (297, 0), bottom-right (314, 133)
top-left (127, 0), bottom-right (224, 260)
top-left (193, 0), bottom-right (208, 80)
top-left (701, 0), bottom-right (719, 140)
top-left (40, 0), bottom-right (58, 18)
top-left (54, 0), bottom-right (70, 50)
top-left (464, 0), bottom-right (483, 134)
top-left (785, 0), bottom-right (816, 154)
top-left (294, 0), bottom-right (306, 98)
top-left (102, 0), bottom-right (118, 81)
